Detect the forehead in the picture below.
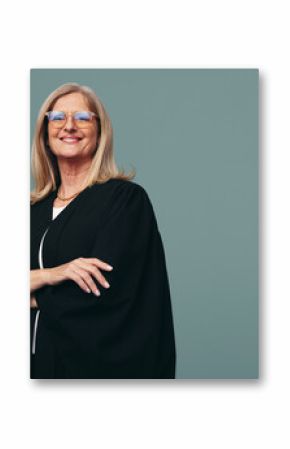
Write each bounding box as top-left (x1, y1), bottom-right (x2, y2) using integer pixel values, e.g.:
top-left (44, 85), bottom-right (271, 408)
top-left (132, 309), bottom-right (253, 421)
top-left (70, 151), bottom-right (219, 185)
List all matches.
top-left (52, 92), bottom-right (90, 111)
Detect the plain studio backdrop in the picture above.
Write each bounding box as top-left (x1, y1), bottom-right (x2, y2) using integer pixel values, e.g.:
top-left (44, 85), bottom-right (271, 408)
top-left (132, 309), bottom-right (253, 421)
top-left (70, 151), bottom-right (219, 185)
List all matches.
top-left (1, 1), bottom-right (289, 449)
top-left (31, 68), bottom-right (258, 379)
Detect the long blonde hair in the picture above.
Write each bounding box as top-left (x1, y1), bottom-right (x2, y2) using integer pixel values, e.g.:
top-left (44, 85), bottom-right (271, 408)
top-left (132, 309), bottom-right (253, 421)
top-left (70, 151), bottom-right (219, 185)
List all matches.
top-left (30, 82), bottom-right (136, 205)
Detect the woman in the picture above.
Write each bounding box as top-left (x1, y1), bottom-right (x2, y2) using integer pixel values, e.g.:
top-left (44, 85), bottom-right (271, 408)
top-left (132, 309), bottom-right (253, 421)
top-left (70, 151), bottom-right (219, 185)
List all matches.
top-left (30, 82), bottom-right (176, 379)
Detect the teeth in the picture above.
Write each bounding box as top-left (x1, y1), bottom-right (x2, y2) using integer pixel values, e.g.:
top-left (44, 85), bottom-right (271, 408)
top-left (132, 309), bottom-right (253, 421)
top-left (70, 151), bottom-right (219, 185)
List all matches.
top-left (62, 138), bottom-right (79, 142)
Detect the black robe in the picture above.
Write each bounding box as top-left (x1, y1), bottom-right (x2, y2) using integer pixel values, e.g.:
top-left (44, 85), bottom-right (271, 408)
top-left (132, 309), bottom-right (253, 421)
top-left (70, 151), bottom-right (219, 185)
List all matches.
top-left (30, 179), bottom-right (176, 379)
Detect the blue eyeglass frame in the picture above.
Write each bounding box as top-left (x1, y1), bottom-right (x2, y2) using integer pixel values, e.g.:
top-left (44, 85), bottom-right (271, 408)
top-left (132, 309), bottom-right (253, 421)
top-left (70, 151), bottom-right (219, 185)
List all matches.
top-left (45, 110), bottom-right (98, 123)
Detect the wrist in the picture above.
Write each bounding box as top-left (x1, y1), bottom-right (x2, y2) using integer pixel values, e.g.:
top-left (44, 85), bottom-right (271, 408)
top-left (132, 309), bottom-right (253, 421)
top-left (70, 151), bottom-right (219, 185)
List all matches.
top-left (42, 268), bottom-right (52, 286)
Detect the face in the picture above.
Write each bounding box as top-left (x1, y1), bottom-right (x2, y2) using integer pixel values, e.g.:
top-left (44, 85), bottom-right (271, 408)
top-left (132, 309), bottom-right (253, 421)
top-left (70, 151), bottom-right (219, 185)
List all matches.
top-left (46, 92), bottom-right (99, 161)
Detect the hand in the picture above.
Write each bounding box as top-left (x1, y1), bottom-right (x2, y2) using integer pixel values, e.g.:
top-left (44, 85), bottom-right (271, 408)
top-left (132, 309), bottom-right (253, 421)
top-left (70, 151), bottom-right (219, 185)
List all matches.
top-left (30, 293), bottom-right (38, 308)
top-left (47, 257), bottom-right (113, 297)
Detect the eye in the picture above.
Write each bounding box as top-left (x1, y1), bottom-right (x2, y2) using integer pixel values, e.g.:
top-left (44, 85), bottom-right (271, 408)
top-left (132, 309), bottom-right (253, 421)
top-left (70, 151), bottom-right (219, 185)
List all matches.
top-left (50, 111), bottom-right (65, 121)
top-left (75, 112), bottom-right (91, 121)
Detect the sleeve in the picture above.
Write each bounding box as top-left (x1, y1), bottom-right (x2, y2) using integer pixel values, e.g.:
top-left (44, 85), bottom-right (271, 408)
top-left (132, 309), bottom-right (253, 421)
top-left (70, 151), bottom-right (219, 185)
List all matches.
top-left (35, 183), bottom-right (176, 379)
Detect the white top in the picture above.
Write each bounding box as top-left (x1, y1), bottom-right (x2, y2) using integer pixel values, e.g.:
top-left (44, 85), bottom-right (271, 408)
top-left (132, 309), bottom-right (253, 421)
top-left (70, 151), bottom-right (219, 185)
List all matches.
top-left (52, 205), bottom-right (66, 220)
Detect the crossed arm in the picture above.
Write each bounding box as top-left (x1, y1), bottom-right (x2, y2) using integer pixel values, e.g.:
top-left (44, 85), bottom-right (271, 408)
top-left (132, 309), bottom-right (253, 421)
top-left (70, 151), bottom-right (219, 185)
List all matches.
top-left (30, 258), bottom-right (113, 308)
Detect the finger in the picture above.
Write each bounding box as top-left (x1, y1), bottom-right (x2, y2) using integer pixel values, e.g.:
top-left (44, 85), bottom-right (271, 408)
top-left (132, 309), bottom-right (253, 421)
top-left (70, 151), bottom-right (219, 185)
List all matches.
top-left (70, 268), bottom-right (101, 297)
top-left (88, 266), bottom-right (110, 290)
top-left (68, 270), bottom-right (89, 293)
top-left (80, 257), bottom-right (113, 271)
top-left (74, 260), bottom-right (111, 289)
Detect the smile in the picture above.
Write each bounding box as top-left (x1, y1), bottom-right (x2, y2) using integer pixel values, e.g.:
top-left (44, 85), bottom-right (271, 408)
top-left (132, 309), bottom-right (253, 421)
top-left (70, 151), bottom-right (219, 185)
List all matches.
top-left (60, 137), bottom-right (82, 144)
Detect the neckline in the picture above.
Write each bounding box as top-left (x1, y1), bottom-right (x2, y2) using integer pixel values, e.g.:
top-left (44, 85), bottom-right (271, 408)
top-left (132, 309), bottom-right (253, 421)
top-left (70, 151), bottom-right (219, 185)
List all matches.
top-left (49, 184), bottom-right (92, 223)
top-left (47, 180), bottom-right (114, 223)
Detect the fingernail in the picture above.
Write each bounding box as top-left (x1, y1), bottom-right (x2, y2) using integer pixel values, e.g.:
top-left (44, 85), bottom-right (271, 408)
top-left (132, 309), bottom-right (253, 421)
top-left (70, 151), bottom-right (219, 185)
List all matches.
top-left (104, 281), bottom-right (110, 288)
top-left (107, 265), bottom-right (113, 270)
top-left (94, 289), bottom-right (101, 296)
top-left (86, 288), bottom-right (91, 293)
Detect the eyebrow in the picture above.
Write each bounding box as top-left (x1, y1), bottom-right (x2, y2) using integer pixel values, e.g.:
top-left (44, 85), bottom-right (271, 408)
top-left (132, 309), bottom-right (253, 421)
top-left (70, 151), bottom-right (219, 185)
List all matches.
top-left (51, 110), bottom-right (90, 112)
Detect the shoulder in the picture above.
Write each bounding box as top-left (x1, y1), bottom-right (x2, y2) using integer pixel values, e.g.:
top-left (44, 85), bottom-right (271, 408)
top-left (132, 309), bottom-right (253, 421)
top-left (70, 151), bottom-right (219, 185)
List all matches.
top-left (93, 178), bottom-right (151, 205)
top-left (103, 178), bottom-right (148, 195)
top-left (30, 190), bottom-right (55, 215)
top-left (96, 179), bottom-right (155, 224)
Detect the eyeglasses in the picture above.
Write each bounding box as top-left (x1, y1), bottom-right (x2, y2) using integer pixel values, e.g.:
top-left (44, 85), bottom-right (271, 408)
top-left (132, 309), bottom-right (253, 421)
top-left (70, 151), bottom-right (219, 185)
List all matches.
top-left (45, 110), bottom-right (98, 128)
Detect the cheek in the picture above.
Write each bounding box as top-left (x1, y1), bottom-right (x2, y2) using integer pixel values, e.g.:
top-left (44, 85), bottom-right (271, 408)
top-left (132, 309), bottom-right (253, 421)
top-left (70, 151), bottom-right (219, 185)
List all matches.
top-left (85, 130), bottom-right (98, 146)
top-left (48, 129), bottom-right (59, 142)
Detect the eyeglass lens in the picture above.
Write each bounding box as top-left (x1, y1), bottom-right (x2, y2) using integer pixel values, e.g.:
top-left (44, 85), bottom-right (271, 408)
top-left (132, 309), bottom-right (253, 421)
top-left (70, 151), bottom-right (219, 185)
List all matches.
top-left (47, 111), bottom-right (95, 128)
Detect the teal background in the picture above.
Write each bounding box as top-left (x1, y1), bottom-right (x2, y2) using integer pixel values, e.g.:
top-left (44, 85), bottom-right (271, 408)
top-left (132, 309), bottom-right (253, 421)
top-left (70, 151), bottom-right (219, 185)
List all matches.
top-left (30, 69), bottom-right (259, 379)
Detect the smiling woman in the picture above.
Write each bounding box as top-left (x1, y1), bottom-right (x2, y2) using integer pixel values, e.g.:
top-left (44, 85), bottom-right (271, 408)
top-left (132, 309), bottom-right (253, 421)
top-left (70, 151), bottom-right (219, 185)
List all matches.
top-left (46, 92), bottom-right (100, 169)
top-left (30, 82), bottom-right (176, 379)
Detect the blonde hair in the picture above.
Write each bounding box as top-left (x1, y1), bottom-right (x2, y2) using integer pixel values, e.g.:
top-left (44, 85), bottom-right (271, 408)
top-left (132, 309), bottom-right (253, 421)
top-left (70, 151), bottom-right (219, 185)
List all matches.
top-left (30, 82), bottom-right (136, 205)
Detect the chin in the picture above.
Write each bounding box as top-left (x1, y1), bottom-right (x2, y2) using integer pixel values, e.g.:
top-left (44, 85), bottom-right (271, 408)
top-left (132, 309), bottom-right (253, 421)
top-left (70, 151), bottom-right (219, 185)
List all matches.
top-left (57, 151), bottom-right (83, 159)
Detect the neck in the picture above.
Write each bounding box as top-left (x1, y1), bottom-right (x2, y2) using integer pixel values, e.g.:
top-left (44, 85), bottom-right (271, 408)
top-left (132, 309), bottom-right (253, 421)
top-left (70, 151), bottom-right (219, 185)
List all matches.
top-left (57, 159), bottom-right (91, 197)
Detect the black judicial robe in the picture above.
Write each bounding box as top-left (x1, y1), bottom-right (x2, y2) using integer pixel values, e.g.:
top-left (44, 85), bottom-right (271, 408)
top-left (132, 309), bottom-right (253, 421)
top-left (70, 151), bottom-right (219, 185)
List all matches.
top-left (30, 179), bottom-right (176, 379)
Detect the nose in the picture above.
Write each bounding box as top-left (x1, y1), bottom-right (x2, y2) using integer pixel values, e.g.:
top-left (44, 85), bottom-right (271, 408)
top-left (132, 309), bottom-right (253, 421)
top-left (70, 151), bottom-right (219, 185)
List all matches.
top-left (64, 114), bottom-right (77, 131)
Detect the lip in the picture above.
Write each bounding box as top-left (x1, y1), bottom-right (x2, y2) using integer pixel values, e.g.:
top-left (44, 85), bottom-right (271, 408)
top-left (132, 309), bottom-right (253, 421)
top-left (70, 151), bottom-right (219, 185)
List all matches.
top-left (60, 137), bottom-right (83, 144)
